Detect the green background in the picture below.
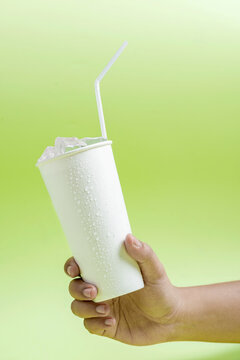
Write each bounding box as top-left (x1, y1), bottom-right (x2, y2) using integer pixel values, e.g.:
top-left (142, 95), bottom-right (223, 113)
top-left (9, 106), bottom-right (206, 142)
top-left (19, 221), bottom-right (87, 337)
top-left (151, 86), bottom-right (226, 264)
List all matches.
top-left (0, 0), bottom-right (240, 359)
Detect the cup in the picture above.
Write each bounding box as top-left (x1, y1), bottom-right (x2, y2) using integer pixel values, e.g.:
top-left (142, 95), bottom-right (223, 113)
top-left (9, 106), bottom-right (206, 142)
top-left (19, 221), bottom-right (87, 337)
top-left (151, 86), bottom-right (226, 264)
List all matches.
top-left (37, 140), bottom-right (144, 302)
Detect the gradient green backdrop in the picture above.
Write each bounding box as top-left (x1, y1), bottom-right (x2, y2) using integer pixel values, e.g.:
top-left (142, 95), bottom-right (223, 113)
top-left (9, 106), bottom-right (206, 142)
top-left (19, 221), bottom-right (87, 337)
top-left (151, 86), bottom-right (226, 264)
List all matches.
top-left (1, 1), bottom-right (240, 359)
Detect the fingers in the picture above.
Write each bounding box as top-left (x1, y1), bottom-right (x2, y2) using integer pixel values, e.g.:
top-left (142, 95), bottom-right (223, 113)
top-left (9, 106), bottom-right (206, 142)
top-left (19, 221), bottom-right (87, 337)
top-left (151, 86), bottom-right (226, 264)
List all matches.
top-left (64, 257), bottom-right (80, 278)
top-left (124, 233), bottom-right (166, 286)
top-left (83, 317), bottom-right (116, 336)
top-left (69, 278), bottom-right (98, 301)
top-left (71, 300), bottom-right (111, 319)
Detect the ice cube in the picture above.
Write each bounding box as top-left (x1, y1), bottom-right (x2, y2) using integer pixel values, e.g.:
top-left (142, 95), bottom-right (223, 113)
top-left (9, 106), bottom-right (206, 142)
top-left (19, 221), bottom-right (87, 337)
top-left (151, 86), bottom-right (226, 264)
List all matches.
top-left (55, 137), bottom-right (88, 155)
top-left (37, 146), bottom-right (56, 163)
top-left (81, 137), bottom-right (106, 146)
top-left (37, 136), bottom-right (107, 164)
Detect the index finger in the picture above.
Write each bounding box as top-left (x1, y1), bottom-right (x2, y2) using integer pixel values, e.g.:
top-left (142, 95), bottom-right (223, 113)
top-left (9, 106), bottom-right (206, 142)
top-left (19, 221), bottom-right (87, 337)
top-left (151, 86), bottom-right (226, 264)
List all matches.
top-left (64, 257), bottom-right (81, 278)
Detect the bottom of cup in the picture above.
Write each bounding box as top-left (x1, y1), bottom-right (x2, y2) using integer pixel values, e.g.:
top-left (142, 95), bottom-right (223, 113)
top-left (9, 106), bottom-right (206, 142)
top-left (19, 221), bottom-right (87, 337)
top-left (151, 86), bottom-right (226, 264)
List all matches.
top-left (93, 281), bottom-right (145, 303)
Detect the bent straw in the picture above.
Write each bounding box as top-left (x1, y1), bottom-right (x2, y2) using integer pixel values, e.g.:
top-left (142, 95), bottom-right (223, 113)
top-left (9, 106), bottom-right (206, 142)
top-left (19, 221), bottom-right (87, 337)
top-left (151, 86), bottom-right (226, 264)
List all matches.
top-left (95, 41), bottom-right (128, 139)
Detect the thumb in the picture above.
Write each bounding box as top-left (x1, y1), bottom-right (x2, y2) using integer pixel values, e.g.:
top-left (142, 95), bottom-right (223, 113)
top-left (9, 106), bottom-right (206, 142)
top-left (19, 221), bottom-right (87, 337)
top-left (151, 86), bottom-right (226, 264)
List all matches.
top-left (124, 233), bottom-right (166, 286)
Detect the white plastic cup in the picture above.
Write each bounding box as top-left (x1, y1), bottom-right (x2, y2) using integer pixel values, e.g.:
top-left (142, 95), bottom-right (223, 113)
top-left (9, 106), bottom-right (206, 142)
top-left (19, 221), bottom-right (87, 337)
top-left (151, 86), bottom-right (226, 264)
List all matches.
top-left (37, 141), bottom-right (144, 302)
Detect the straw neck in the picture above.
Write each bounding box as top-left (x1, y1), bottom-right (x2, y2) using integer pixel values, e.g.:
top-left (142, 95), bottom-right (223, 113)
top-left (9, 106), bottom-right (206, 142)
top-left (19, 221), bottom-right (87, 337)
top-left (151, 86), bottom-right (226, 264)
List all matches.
top-left (94, 41), bottom-right (128, 140)
top-left (95, 80), bottom-right (107, 139)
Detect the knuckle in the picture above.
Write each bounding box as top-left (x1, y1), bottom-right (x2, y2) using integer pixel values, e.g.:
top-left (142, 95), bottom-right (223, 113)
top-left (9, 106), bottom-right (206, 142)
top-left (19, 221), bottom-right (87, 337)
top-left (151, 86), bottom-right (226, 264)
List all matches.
top-left (83, 318), bottom-right (92, 333)
top-left (71, 300), bottom-right (77, 314)
top-left (68, 281), bottom-right (73, 294)
top-left (158, 260), bottom-right (166, 276)
top-left (83, 319), bottom-right (97, 335)
top-left (68, 279), bottom-right (76, 295)
top-left (143, 242), bottom-right (153, 257)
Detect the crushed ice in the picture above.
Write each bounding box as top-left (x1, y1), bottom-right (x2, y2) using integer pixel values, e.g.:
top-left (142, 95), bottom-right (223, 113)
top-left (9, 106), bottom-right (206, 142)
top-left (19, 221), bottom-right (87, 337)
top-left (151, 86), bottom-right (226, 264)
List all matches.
top-left (37, 136), bottom-right (106, 164)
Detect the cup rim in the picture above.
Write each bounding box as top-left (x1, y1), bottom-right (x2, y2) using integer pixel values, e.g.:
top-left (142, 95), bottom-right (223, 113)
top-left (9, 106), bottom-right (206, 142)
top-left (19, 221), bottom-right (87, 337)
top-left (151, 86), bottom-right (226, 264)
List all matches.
top-left (36, 140), bottom-right (112, 167)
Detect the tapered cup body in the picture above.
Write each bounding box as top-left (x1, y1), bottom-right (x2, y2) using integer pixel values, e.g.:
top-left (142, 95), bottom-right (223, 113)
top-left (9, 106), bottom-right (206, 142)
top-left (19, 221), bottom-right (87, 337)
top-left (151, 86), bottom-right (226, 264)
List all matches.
top-left (38, 141), bottom-right (144, 302)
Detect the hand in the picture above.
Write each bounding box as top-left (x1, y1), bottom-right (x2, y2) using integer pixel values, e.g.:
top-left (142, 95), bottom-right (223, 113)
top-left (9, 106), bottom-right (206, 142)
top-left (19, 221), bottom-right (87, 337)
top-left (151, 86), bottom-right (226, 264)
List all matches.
top-left (64, 234), bottom-right (181, 346)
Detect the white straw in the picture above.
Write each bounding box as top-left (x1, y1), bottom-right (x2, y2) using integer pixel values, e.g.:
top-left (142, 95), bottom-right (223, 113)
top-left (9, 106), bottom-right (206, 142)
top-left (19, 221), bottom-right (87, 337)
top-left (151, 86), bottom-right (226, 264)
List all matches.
top-left (95, 41), bottom-right (128, 139)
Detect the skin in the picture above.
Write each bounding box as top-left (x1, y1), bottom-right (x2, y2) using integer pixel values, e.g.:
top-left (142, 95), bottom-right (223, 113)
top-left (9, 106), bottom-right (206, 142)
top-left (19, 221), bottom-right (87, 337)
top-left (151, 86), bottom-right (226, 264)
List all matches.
top-left (64, 234), bottom-right (240, 346)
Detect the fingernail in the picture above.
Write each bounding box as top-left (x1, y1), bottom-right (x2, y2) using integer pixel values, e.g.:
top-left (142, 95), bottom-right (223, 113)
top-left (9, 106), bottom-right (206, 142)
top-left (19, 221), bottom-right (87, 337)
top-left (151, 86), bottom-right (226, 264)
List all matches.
top-left (83, 288), bottom-right (93, 298)
top-left (67, 266), bottom-right (74, 277)
top-left (132, 236), bottom-right (142, 249)
top-left (105, 318), bottom-right (113, 326)
top-left (96, 305), bottom-right (106, 314)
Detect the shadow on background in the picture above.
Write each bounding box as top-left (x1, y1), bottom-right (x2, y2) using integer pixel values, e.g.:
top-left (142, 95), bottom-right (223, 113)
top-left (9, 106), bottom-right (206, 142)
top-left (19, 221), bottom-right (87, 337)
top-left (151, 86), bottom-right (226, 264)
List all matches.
top-left (198, 348), bottom-right (240, 360)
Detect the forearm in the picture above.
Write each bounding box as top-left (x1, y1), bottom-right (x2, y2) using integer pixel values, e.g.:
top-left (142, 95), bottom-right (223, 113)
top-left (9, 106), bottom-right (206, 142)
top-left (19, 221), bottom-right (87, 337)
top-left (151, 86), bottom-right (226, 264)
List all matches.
top-left (172, 281), bottom-right (240, 343)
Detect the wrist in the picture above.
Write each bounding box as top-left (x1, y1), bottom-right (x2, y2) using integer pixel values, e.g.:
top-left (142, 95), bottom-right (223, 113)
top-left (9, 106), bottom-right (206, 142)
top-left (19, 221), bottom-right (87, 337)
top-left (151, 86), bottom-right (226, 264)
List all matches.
top-left (166, 281), bottom-right (240, 344)
top-left (166, 286), bottom-right (191, 342)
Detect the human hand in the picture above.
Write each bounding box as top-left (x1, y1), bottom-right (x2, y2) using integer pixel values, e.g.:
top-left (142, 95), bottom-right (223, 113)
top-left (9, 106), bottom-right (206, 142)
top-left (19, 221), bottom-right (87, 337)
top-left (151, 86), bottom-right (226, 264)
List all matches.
top-left (64, 234), bottom-right (182, 346)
